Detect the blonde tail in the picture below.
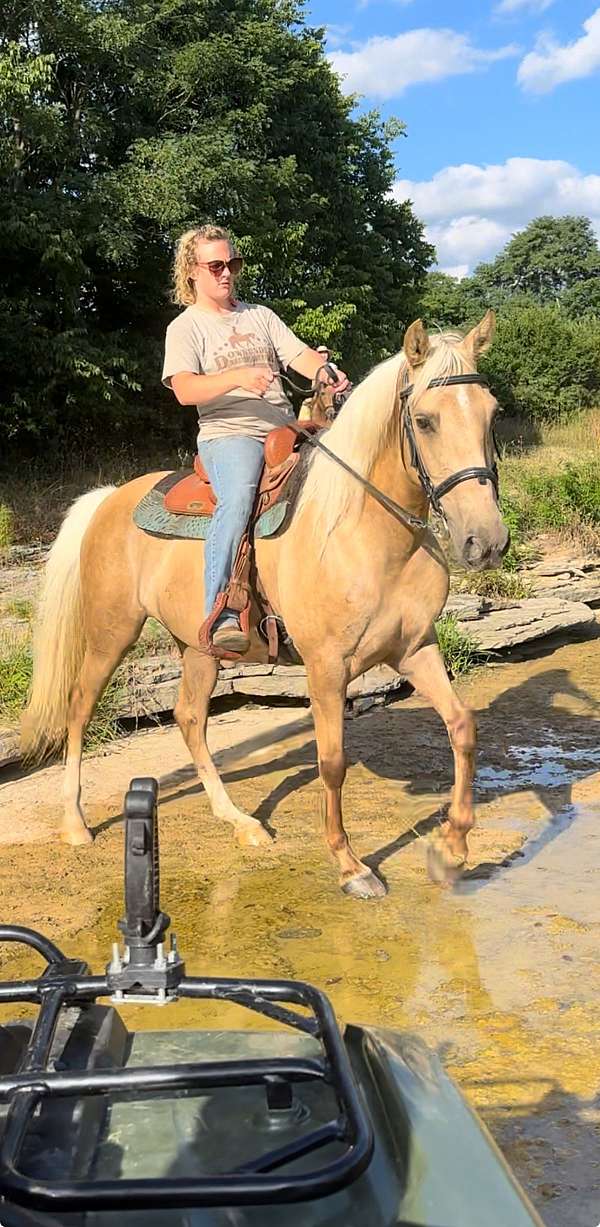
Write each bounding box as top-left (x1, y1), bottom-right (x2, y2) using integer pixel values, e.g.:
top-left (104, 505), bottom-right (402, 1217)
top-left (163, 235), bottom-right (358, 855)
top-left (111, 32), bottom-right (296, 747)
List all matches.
top-left (21, 487), bottom-right (116, 761)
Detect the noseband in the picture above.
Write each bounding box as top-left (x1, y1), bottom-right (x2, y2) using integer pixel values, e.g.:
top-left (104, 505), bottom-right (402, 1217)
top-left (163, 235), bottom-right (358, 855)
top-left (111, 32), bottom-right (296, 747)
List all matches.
top-left (400, 373), bottom-right (499, 518)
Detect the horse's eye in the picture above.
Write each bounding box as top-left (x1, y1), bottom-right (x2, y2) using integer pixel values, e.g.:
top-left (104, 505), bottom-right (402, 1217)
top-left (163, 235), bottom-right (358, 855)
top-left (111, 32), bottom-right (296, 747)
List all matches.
top-left (415, 416), bottom-right (434, 432)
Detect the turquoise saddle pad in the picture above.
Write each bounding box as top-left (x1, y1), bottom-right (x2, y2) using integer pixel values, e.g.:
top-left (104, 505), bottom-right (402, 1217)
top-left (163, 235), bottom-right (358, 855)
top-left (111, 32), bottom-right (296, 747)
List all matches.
top-left (133, 472), bottom-right (289, 541)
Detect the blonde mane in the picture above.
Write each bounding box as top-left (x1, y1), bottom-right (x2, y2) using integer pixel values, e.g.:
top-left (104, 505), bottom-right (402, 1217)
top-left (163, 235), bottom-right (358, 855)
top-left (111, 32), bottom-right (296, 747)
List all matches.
top-left (296, 330), bottom-right (475, 540)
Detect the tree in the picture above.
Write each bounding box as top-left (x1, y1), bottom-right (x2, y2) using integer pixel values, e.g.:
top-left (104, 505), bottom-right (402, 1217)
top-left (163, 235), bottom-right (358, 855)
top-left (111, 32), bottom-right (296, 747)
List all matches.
top-left (417, 271), bottom-right (486, 329)
top-left (480, 301), bottom-right (600, 422)
top-left (0, 0), bottom-right (433, 453)
top-left (470, 215), bottom-right (600, 306)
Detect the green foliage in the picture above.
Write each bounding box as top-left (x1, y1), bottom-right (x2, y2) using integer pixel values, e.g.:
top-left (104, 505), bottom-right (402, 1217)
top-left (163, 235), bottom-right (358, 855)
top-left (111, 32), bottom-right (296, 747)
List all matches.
top-left (0, 641), bottom-right (32, 723)
top-left (480, 302), bottom-right (600, 422)
top-left (471, 216), bottom-right (600, 306)
top-left (0, 0), bottom-right (432, 453)
top-left (3, 598), bottom-right (32, 621)
top-left (0, 504), bottom-right (13, 551)
top-left (0, 638), bottom-right (127, 748)
top-left (456, 570), bottom-right (532, 600)
top-left (502, 460), bottom-right (600, 538)
top-left (418, 271), bottom-right (485, 330)
top-left (435, 614), bottom-right (482, 677)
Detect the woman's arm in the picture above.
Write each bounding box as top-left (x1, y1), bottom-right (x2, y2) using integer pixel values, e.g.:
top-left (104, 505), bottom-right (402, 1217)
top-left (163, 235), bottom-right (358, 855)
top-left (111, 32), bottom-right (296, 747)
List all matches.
top-left (170, 366), bottom-right (275, 406)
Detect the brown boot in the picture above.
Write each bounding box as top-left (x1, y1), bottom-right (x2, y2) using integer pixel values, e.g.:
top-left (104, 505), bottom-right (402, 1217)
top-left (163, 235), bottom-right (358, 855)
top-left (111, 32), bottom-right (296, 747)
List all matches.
top-left (212, 617), bottom-right (250, 655)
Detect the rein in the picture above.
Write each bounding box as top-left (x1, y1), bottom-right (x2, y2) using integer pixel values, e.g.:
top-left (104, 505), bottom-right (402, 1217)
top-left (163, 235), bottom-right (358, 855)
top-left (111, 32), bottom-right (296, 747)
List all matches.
top-left (278, 371), bottom-right (498, 534)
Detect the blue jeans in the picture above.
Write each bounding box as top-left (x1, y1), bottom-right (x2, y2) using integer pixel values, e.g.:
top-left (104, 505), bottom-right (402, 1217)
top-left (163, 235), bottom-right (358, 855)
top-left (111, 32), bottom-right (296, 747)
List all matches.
top-left (198, 435), bottom-right (265, 617)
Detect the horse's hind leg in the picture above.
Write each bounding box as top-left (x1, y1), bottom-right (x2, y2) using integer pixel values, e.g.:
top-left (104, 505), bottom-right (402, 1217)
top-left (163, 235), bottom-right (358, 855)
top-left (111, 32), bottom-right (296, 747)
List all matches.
top-left (395, 640), bottom-right (477, 882)
top-left (307, 658), bottom-right (386, 899)
top-left (63, 619), bottom-right (144, 845)
top-left (174, 646), bottom-right (272, 848)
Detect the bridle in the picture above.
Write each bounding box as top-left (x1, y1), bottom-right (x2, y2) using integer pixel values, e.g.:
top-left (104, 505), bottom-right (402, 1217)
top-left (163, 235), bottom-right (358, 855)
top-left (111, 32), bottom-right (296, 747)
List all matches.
top-left (400, 372), bottom-right (499, 520)
top-left (278, 370), bottom-right (500, 534)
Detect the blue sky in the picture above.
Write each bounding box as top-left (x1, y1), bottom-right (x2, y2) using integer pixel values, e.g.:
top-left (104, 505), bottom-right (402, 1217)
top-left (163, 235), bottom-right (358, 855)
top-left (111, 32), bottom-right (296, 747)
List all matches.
top-left (305, 0), bottom-right (600, 275)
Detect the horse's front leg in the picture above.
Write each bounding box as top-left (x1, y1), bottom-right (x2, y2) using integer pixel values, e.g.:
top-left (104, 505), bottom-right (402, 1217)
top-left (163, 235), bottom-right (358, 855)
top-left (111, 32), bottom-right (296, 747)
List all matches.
top-left (306, 657), bottom-right (386, 899)
top-left (393, 639), bottom-right (477, 882)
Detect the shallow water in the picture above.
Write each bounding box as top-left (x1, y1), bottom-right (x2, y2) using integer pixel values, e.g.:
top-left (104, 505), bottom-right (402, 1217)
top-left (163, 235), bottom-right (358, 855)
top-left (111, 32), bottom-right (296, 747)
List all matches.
top-left (2, 636), bottom-right (600, 1223)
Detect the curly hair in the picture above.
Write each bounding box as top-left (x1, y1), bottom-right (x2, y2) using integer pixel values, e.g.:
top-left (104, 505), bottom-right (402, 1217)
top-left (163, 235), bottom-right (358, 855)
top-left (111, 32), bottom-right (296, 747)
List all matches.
top-left (172, 225), bottom-right (233, 306)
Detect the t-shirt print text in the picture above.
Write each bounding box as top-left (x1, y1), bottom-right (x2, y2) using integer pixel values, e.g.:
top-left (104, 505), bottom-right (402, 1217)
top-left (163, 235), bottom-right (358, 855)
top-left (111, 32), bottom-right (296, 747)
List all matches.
top-left (213, 329), bottom-right (275, 372)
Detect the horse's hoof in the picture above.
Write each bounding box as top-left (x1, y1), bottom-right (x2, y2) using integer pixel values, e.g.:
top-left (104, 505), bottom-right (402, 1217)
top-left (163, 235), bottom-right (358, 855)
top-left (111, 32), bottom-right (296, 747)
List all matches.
top-left (60, 825), bottom-right (94, 847)
top-left (342, 869), bottom-right (387, 900)
top-left (427, 832), bottom-right (465, 885)
top-left (236, 821), bottom-right (273, 849)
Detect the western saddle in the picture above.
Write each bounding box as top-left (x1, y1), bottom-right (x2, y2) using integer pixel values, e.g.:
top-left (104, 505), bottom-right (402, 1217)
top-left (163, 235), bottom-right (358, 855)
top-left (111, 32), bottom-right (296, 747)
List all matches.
top-left (163, 423), bottom-right (319, 662)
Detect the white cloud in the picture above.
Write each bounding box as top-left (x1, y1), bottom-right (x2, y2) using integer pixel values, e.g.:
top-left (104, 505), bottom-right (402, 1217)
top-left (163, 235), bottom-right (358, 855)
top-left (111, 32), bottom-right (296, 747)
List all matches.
top-left (439, 264), bottom-right (470, 281)
top-left (393, 156), bottom-right (600, 273)
top-left (518, 7), bottom-right (600, 92)
top-left (356, 0), bottom-right (415, 10)
top-left (495, 0), bottom-right (554, 14)
top-left (324, 23), bottom-right (353, 49)
top-left (328, 28), bottom-right (518, 99)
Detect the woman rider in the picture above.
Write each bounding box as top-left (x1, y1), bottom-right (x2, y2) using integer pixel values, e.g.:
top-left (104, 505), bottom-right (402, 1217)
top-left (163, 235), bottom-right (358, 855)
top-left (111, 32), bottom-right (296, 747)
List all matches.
top-left (162, 224), bottom-right (348, 656)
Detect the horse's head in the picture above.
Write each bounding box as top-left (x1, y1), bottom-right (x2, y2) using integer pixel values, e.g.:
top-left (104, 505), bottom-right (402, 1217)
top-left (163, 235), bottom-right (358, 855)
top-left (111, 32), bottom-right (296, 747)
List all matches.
top-left (307, 383), bottom-right (342, 429)
top-left (401, 311), bottom-right (509, 570)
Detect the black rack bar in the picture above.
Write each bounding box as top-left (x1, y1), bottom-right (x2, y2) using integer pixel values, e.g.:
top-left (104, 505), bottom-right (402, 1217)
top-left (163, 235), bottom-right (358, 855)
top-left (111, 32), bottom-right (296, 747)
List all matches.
top-left (234, 1120), bottom-right (343, 1174)
top-left (0, 927), bottom-right (67, 966)
top-left (0, 779), bottom-right (374, 1212)
top-left (0, 965), bottom-right (373, 1210)
top-left (0, 1057), bottom-right (325, 1098)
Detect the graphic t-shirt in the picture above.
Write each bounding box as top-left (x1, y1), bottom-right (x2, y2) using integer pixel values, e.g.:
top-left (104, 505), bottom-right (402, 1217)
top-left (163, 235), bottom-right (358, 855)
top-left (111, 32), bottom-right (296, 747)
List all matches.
top-left (162, 302), bottom-right (306, 441)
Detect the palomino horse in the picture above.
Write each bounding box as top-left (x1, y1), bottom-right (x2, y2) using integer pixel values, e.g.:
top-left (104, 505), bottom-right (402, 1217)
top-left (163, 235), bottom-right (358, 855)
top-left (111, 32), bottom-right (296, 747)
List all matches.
top-left (298, 382), bottom-right (340, 427)
top-left (22, 313), bottom-right (508, 897)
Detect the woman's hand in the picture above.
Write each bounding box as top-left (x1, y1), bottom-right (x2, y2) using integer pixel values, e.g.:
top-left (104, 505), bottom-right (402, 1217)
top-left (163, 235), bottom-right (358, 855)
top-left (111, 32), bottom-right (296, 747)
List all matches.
top-left (234, 365), bottom-right (275, 395)
top-left (320, 365), bottom-right (350, 396)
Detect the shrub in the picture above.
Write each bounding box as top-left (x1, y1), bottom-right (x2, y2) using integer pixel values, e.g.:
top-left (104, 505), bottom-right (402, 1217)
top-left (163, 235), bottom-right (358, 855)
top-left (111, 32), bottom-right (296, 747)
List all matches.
top-left (481, 303), bottom-right (600, 424)
top-left (501, 459), bottom-right (600, 541)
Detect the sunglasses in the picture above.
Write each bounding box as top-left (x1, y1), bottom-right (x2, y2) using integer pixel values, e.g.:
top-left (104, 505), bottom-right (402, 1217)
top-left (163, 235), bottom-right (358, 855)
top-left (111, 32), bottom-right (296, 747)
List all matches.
top-left (195, 257), bottom-right (244, 277)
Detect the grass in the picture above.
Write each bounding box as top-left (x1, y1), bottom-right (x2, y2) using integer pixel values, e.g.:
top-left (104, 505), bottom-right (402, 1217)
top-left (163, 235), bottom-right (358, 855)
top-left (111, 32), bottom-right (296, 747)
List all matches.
top-left (500, 458), bottom-right (600, 553)
top-left (435, 613), bottom-right (483, 677)
top-left (2, 597), bottom-right (33, 621)
top-left (496, 407), bottom-right (600, 554)
top-left (456, 569), bottom-right (532, 600)
top-left (0, 636), bottom-right (129, 752)
top-left (0, 503), bottom-right (14, 559)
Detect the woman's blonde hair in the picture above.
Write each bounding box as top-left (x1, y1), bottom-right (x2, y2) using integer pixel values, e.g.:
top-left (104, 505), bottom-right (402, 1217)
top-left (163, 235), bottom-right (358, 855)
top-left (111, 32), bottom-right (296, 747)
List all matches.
top-left (172, 225), bottom-right (233, 306)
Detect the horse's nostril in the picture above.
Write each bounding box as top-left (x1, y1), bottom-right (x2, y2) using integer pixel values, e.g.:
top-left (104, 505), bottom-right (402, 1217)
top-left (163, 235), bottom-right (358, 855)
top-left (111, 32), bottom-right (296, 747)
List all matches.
top-left (463, 535), bottom-right (491, 566)
top-left (464, 535), bottom-right (481, 559)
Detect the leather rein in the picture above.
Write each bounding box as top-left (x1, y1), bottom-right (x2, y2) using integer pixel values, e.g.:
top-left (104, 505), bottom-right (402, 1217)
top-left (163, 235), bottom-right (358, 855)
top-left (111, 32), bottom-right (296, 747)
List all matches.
top-left (280, 370), bottom-right (499, 534)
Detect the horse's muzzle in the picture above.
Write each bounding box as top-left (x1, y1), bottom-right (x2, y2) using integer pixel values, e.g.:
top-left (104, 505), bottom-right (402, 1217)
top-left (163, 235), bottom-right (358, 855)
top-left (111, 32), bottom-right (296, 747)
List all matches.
top-left (461, 526), bottom-right (511, 571)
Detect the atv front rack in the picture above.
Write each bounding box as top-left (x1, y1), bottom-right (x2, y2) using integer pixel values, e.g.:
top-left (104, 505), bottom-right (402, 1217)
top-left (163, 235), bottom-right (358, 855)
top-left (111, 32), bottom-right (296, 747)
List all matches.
top-left (0, 779), bottom-right (373, 1215)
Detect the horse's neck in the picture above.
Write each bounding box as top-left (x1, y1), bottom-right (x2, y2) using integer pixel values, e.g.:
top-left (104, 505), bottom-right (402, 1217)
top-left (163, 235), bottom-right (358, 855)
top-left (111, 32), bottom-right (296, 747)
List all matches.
top-left (364, 443), bottom-right (428, 541)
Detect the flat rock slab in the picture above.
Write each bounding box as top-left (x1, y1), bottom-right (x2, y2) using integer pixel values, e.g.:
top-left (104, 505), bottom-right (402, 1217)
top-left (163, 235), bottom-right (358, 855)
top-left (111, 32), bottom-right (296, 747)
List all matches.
top-left (0, 728), bottom-right (19, 770)
top-left (120, 657), bottom-right (404, 717)
top-left (446, 595), bottom-right (595, 652)
top-left (523, 553), bottom-right (600, 607)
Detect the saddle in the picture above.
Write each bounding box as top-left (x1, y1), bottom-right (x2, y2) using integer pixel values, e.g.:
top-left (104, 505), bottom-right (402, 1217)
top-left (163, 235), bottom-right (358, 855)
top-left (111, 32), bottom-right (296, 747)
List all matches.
top-left (163, 423), bottom-right (319, 665)
top-left (163, 423), bottom-right (319, 521)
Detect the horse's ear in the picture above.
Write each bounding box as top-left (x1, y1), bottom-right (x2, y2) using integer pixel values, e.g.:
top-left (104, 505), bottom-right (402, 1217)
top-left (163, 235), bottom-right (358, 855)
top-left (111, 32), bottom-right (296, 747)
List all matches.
top-left (463, 309), bottom-right (496, 361)
top-left (403, 319), bottom-right (430, 368)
